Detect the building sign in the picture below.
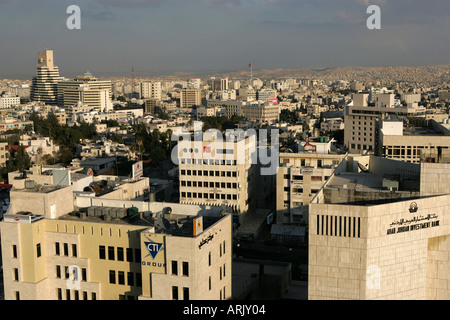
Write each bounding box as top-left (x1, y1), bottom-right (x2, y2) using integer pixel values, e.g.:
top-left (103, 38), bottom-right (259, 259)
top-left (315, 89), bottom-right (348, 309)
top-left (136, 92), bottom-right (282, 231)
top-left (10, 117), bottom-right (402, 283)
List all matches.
top-left (193, 216), bottom-right (203, 236)
top-left (303, 138), bottom-right (316, 152)
top-left (203, 146), bottom-right (211, 153)
top-left (387, 212), bottom-right (440, 235)
top-left (132, 161), bottom-right (143, 179)
top-left (198, 234), bottom-right (214, 250)
top-left (300, 168), bottom-right (314, 175)
top-left (141, 233), bottom-right (166, 273)
top-left (85, 168), bottom-right (94, 176)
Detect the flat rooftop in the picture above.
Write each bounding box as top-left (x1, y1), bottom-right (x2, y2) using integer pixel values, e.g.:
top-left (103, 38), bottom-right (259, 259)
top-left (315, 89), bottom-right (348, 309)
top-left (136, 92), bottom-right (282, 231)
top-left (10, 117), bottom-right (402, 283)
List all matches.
top-left (323, 172), bottom-right (421, 205)
top-left (58, 207), bottom-right (224, 238)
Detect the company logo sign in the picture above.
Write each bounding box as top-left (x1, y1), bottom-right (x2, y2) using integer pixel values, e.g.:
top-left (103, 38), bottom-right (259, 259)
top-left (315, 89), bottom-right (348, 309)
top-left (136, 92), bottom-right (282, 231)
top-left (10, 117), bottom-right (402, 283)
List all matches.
top-left (409, 202), bottom-right (418, 213)
top-left (144, 240), bottom-right (164, 260)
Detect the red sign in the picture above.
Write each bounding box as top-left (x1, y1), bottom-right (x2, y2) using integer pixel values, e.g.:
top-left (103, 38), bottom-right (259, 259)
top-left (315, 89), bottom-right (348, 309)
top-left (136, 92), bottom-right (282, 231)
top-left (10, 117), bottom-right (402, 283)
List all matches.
top-left (203, 146), bottom-right (211, 153)
top-left (14, 216), bottom-right (20, 221)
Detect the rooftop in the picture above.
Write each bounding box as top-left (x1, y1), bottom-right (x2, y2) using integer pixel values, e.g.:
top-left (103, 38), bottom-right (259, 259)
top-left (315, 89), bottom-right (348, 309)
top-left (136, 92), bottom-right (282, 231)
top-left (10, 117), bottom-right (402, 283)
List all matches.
top-left (58, 206), bottom-right (226, 237)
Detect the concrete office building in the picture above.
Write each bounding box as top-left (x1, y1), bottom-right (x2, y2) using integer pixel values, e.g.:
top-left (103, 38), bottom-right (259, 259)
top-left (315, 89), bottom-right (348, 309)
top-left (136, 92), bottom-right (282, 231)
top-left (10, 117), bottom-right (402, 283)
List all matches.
top-left (379, 119), bottom-right (450, 163)
top-left (0, 181), bottom-right (232, 300)
top-left (177, 130), bottom-right (257, 220)
top-left (30, 50), bottom-right (65, 105)
top-left (180, 89), bottom-right (202, 108)
top-left (276, 152), bottom-right (346, 225)
top-left (344, 93), bottom-right (428, 154)
top-left (57, 73), bottom-right (113, 111)
top-left (243, 102), bottom-right (280, 125)
top-left (308, 153), bottom-right (450, 300)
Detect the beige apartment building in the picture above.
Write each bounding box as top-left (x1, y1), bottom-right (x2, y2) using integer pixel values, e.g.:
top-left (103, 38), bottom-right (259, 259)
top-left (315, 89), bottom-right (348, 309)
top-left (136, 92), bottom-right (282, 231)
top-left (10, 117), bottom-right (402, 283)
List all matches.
top-left (177, 131), bottom-right (257, 221)
top-left (140, 81), bottom-right (162, 100)
top-left (0, 182), bottom-right (232, 300)
top-left (276, 152), bottom-right (346, 225)
top-left (308, 154), bottom-right (450, 300)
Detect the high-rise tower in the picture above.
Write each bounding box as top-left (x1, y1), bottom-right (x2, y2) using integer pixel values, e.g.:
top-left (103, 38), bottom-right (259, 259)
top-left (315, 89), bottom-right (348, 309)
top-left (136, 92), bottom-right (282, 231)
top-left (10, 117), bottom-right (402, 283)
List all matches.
top-left (30, 50), bottom-right (65, 105)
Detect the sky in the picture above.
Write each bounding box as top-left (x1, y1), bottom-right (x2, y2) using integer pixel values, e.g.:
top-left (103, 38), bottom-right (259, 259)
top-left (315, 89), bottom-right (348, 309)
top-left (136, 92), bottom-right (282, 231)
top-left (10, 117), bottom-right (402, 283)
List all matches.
top-left (0, 0), bottom-right (449, 79)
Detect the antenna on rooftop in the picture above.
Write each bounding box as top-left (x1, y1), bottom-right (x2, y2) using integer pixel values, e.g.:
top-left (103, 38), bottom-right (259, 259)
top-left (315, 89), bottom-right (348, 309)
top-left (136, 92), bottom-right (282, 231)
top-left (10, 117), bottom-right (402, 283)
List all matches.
top-left (131, 67), bottom-right (136, 98)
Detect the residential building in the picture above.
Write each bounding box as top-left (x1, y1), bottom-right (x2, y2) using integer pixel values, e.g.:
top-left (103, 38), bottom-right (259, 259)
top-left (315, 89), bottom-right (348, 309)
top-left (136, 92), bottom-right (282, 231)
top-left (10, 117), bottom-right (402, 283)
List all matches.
top-left (0, 92), bottom-right (21, 109)
top-left (140, 82), bottom-right (162, 100)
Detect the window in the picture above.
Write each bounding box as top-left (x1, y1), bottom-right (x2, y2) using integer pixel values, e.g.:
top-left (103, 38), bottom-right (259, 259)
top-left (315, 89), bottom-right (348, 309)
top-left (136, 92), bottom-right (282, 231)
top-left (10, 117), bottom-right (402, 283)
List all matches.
top-left (172, 261), bottom-right (178, 275)
top-left (57, 288), bottom-right (62, 300)
top-left (109, 270), bottom-right (116, 284)
top-left (183, 287), bottom-right (190, 300)
top-left (82, 268), bottom-right (87, 281)
top-left (99, 246), bottom-right (106, 259)
top-left (55, 243), bottom-right (60, 256)
top-left (127, 272), bottom-right (134, 286)
top-left (13, 268), bottom-right (19, 281)
top-left (92, 292), bottom-right (97, 300)
top-left (74, 291), bottom-right (79, 300)
top-left (136, 273), bottom-right (142, 287)
top-left (172, 286), bottom-right (179, 300)
top-left (209, 276), bottom-right (212, 290)
top-left (182, 262), bottom-right (189, 277)
top-left (118, 271), bottom-right (125, 285)
top-left (108, 246), bottom-right (115, 260)
top-left (126, 248), bottom-right (133, 262)
top-left (63, 243), bottom-right (69, 256)
top-left (72, 244), bottom-right (77, 257)
top-left (208, 252), bottom-right (211, 266)
top-left (134, 249), bottom-right (141, 263)
top-left (83, 291), bottom-right (88, 300)
top-left (117, 247), bottom-right (124, 261)
top-left (56, 265), bottom-right (61, 279)
top-left (66, 289), bottom-right (71, 300)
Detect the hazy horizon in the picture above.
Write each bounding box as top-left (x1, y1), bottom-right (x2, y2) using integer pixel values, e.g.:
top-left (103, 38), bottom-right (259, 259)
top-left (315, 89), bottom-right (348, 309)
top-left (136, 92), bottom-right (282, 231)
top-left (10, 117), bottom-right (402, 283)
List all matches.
top-left (1, 0), bottom-right (449, 80)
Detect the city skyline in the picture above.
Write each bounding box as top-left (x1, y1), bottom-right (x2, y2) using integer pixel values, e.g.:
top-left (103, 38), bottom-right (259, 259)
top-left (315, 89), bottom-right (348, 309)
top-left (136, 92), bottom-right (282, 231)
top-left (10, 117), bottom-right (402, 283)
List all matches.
top-left (1, 0), bottom-right (449, 79)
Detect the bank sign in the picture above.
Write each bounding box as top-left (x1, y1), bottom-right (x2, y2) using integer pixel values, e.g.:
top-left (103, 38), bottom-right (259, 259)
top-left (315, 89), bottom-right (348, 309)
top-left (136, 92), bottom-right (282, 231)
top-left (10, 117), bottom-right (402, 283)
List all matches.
top-left (386, 202), bottom-right (440, 235)
top-left (141, 233), bottom-right (166, 273)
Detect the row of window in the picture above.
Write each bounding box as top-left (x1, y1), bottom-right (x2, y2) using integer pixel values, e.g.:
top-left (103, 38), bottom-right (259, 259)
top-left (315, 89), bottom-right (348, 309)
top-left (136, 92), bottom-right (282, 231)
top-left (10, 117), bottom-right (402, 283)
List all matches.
top-left (99, 245), bottom-right (141, 263)
top-left (316, 215), bottom-right (361, 238)
top-left (181, 192), bottom-right (238, 201)
top-left (181, 181), bottom-right (239, 189)
top-left (172, 286), bottom-right (190, 300)
top-left (181, 169), bottom-right (238, 177)
top-left (55, 242), bottom-right (77, 257)
top-left (57, 288), bottom-right (97, 300)
top-left (56, 265), bottom-right (87, 281)
top-left (180, 159), bottom-right (238, 166)
top-left (109, 270), bottom-right (142, 287)
top-left (171, 261), bottom-right (189, 276)
top-left (350, 144), bottom-right (373, 151)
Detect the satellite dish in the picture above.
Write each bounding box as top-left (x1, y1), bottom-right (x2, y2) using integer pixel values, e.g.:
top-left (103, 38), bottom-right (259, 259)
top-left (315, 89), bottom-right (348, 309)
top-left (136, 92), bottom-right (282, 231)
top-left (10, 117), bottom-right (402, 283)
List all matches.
top-left (158, 217), bottom-right (171, 231)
